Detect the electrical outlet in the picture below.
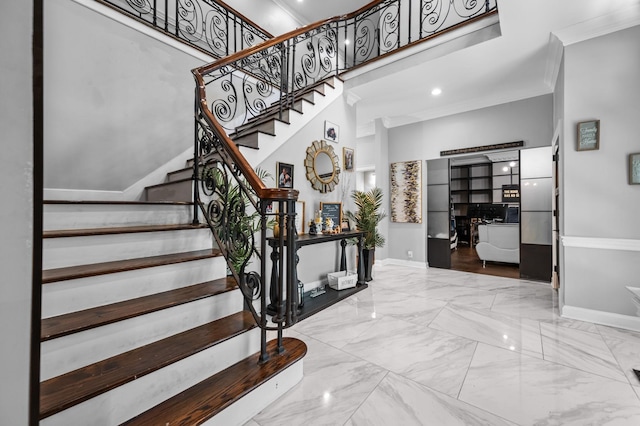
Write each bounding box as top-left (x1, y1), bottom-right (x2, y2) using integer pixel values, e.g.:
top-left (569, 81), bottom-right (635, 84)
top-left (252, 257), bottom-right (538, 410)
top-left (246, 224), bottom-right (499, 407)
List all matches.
top-left (407, 250), bottom-right (413, 259)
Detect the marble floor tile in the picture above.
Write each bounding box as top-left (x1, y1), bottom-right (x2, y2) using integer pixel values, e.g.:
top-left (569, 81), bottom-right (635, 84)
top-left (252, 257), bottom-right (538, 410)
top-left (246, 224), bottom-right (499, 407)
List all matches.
top-left (597, 324), bottom-right (640, 344)
top-left (540, 322), bottom-right (627, 382)
top-left (253, 264), bottom-right (640, 426)
top-left (599, 333), bottom-right (640, 386)
top-left (491, 292), bottom-right (559, 321)
top-left (340, 315), bottom-right (477, 397)
top-left (345, 372), bottom-right (516, 426)
top-left (252, 335), bottom-right (387, 426)
top-left (429, 303), bottom-right (543, 356)
top-left (292, 293), bottom-right (379, 349)
top-left (459, 343), bottom-right (640, 425)
top-left (349, 287), bottom-right (448, 327)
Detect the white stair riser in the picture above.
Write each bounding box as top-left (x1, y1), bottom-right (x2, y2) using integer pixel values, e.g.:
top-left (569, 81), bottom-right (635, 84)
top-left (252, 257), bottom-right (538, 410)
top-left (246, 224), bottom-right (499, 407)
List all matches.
top-left (43, 228), bottom-right (214, 269)
top-left (41, 289), bottom-right (244, 380)
top-left (44, 203), bottom-right (194, 230)
top-left (204, 360), bottom-right (303, 426)
top-left (146, 180), bottom-right (193, 202)
top-left (168, 168), bottom-right (192, 181)
top-left (41, 327), bottom-right (261, 426)
top-left (42, 257), bottom-right (227, 318)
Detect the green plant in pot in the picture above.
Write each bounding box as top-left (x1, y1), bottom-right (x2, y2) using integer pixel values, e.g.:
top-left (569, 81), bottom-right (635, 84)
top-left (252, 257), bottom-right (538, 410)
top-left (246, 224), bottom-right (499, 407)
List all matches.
top-left (345, 187), bottom-right (386, 281)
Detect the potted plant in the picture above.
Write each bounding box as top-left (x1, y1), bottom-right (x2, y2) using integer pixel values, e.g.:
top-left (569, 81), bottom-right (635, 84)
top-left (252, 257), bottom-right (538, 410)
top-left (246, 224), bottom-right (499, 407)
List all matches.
top-left (345, 187), bottom-right (386, 281)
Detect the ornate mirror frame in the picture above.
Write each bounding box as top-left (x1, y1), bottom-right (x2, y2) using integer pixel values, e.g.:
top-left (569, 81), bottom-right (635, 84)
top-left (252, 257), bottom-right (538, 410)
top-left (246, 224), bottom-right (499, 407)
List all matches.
top-left (304, 140), bottom-right (341, 193)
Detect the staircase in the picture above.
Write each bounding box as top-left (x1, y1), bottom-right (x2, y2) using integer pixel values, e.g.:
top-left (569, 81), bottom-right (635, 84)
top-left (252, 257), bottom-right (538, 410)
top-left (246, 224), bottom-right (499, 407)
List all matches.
top-left (40, 200), bottom-right (306, 425)
top-left (145, 76), bottom-right (343, 202)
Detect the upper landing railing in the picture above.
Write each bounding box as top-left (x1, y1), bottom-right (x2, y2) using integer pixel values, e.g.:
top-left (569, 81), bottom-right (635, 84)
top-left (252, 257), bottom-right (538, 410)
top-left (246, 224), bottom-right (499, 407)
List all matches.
top-left (191, 0), bottom-right (498, 361)
top-left (96, 0), bottom-right (272, 57)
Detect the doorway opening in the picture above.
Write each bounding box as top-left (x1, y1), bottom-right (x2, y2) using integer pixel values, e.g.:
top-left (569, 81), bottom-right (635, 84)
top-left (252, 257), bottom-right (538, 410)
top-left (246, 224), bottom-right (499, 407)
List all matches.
top-left (449, 151), bottom-right (521, 279)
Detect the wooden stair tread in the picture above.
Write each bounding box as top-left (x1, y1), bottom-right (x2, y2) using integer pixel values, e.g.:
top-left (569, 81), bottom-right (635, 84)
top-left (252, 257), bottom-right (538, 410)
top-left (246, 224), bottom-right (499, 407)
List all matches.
top-left (44, 200), bottom-right (193, 205)
top-left (39, 311), bottom-right (257, 419)
top-left (43, 223), bottom-right (208, 238)
top-left (42, 249), bottom-right (222, 284)
top-left (122, 337), bottom-right (307, 425)
top-left (41, 277), bottom-right (237, 341)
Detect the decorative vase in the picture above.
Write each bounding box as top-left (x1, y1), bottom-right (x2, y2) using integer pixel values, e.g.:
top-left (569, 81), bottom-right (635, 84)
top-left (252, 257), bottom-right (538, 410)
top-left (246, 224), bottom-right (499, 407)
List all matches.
top-left (363, 248), bottom-right (375, 282)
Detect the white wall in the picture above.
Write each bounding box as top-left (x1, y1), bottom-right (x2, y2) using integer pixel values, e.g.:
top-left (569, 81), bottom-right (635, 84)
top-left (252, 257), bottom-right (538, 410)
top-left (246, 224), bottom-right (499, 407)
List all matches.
top-left (0, 0), bottom-right (34, 422)
top-left (380, 94), bottom-right (553, 263)
top-left (44, 0), bottom-right (204, 197)
top-left (561, 25), bottom-right (640, 324)
top-left (258, 95), bottom-right (358, 285)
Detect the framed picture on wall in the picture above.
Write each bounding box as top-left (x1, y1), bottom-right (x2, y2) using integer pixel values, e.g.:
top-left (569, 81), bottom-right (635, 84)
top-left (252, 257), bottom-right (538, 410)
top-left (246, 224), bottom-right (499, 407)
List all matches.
top-left (277, 162), bottom-right (294, 188)
top-left (630, 153), bottom-right (640, 185)
top-left (343, 147), bottom-right (354, 171)
top-left (324, 120), bottom-right (340, 143)
top-left (577, 120), bottom-right (600, 151)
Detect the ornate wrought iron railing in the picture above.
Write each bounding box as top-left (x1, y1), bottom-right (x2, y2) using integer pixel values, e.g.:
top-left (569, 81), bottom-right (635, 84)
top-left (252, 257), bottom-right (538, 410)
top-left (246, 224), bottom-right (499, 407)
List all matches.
top-left (192, 0), bottom-right (498, 361)
top-left (96, 0), bottom-right (272, 57)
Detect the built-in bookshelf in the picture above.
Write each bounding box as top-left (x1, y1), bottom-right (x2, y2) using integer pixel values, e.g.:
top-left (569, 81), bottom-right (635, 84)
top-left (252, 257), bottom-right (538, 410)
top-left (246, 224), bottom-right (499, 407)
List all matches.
top-left (450, 163), bottom-right (493, 217)
top-left (451, 159), bottom-right (520, 244)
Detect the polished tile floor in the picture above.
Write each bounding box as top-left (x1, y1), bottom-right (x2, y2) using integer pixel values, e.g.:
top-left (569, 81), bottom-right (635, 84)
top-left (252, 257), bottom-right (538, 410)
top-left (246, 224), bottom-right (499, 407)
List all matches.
top-left (249, 264), bottom-right (640, 425)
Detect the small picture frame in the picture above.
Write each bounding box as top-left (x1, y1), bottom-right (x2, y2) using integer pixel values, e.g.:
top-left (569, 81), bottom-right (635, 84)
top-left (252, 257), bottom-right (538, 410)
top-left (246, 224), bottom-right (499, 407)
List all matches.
top-left (341, 219), bottom-right (350, 232)
top-left (630, 153), bottom-right (640, 185)
top-left (324, 120), bottom-right (340, 143)
top-left (577, 120), bottom-right (600, 151)
top-left (320, 202), bottom-right (342, 230)
top-left (343, 147), bottom-right (354, 171)
top-left (277, 162), bottom-right (294, 188)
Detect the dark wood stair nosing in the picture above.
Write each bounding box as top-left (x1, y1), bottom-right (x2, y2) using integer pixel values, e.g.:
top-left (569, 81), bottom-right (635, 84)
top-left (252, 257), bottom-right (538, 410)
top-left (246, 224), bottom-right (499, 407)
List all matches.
top-left (122, 337), bottom-right (307, 425)
top-left (39, 311), bottom-right (258, 420)
top-left (41, 276), bottom-right (238, 341)
top-left (42, 249), bottom-right (222, 284)
top-left (44, 200), bottom-right (194, 206)
top-left (43, 223), bottom-right (209, 239)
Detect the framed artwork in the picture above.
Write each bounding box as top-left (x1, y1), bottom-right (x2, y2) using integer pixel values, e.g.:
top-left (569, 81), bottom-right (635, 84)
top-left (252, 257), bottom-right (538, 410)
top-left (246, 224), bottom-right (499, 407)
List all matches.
top-left (343, 147), bottom-right (354, 171)
top-left (277, 162), bottom-right (294, 188)
top-left (341, 219), bottom-right (350, 232)
top-left (324, 120), bottom-right (340, 143)
top-left (630, 153), bottom-right (640, 185)
top-left (577, 120), bottom-right (600, 151)
top-left (320, 202), bottom-right (342, 230)
top-left (390, 160), bottom-right (422, 223)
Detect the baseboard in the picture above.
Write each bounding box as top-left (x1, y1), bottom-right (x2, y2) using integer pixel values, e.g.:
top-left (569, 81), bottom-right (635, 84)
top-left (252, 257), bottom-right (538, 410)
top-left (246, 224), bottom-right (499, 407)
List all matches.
top-left (43, 188), bottom-right (126, 201)
top-left (378, 258), bottom-right (427, 269)
top-left (561, 305), bottom-right (640, 333)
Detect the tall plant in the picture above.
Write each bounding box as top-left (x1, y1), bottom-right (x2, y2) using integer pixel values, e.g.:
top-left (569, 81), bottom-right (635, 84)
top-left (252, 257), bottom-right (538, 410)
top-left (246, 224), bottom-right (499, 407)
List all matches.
top-left (345, 187), bottom-right (387, 250)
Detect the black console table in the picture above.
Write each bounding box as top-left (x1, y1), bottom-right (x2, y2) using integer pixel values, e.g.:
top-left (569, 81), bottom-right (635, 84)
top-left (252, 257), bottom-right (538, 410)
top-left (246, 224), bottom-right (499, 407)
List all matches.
top-left (267, 230), bottom-right (367, 321)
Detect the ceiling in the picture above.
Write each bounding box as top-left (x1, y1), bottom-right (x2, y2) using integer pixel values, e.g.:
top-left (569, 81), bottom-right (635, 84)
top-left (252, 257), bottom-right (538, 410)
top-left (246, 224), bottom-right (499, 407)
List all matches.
top-left (273, 0), bottom-right (640, 137)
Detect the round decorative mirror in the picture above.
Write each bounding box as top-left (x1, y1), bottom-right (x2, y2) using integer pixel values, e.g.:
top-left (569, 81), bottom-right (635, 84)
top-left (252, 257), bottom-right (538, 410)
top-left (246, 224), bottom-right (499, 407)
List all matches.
top-left (304, 140), bottom-right (340, 193)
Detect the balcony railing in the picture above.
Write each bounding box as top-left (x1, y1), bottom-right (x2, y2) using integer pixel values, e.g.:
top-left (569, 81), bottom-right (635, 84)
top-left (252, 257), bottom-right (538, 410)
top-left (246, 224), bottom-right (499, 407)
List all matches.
top-left (96, 0), bottom-right (272, 57)
top-left (191, 0), bottom-right (498, 361)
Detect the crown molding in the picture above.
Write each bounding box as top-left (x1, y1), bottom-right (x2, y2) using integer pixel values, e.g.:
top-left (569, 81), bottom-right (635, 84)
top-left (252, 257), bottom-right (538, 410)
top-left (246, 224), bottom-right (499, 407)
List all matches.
top-left (553, 3), bottom-right (640, 47)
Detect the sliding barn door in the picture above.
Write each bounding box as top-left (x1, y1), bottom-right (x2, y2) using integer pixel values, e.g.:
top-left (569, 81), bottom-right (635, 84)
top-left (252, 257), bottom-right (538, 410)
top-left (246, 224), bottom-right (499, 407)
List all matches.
top-left (427, 158), bottom-right (451, 269)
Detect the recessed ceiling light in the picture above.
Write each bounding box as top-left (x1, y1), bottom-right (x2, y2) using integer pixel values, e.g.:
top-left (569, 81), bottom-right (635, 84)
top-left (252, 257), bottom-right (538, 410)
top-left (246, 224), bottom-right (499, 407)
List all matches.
top-left (509, 161), bottom-right (516, 167)
top-left (344, 39), bottom-right (350, 45)
top-left (431, 87), bottom-right (442, 96)
top-left (503, 166), bottom-right (509, 172)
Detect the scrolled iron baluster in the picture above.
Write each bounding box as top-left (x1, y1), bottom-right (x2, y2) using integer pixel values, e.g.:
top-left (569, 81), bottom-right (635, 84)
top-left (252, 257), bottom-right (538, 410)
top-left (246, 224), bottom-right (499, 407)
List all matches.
top-left (177, 0), bottom-right (204, 43)
top-left (203, 8), bottom-right (229, 57)
top-left (126, 0), bottom-right (152, 17)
